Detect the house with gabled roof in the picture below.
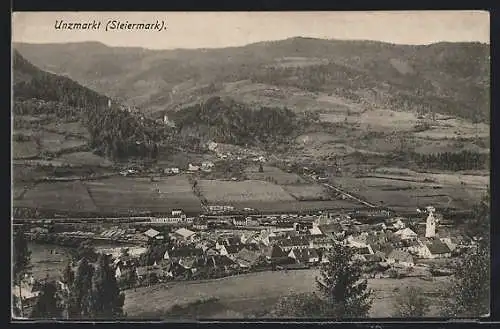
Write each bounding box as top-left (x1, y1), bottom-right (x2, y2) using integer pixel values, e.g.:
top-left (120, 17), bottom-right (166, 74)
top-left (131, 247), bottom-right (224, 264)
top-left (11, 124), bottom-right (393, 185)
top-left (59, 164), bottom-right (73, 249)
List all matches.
top-left (233, 248), bottom-right (263, 268)
top-left (143, 228), bottom-right (161, 240)
top-left (386, 249), bottom-right (414, 267)
top-left (219, 244), bottom-right (249, 257)
top-left (419, 239), bottom-right (452, 259)
top-left (394, 228), bottom-right (418, 241)
top-left (163, 246), bottom-right (203, 261)
top-left (276, 236), bottom-right (310, 252)
top-left (173, 228), bottom-right (197, 242)
top-left (288, 248), bottom-right (319, 264)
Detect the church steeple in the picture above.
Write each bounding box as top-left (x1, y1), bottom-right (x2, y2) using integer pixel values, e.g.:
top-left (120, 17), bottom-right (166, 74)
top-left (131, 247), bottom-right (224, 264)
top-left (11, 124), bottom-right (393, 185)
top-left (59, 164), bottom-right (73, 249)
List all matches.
top-left (425, 206), bottom-right (437, 238)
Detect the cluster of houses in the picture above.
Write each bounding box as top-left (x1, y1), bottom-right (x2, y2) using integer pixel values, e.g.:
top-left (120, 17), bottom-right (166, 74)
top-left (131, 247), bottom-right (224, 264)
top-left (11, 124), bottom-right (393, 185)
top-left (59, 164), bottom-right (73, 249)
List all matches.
top-left (207, 141), bottom-right (267, 162)
top-left (108, 206), bottom-right (462, 286)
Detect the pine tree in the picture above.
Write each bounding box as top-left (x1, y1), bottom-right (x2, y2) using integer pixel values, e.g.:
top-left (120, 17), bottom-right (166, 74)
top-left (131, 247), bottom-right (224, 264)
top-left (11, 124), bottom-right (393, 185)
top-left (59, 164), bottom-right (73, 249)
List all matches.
top-left (68, 258), bottom-right (94, 318)
top-left (30, 281), bottom-right (63, 319)
top-left (315, 243), bottom-right (373, 318)
top-left (89, 254), bottom-right (125, 319)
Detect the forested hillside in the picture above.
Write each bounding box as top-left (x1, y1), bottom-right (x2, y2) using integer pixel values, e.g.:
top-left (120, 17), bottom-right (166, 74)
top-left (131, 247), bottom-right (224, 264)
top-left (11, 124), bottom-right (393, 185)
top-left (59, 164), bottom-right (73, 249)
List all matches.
top-left (15, 38), bottom-right (490, 123)
top-left (13, 51), bottom-right (170, 160)
top-left (170, 96), bottom-right (300, 147)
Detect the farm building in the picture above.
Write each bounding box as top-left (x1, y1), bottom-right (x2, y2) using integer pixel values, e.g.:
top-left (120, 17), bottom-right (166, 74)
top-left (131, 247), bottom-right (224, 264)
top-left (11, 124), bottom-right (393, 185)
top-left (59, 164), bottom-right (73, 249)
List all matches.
top-left (220, 244), bottom-right (247, 257)
top-left (188, 164), bottom-right (200, 172)
top-left (309, 236), bottom-right (335, 250)
top-left (385, 217), bottom-right (406, 230)
top-left (233, 248), bottom-right (262, 268)
top-left (386, 249), bottom-right (414, 267)
top-left (265, 245), bottom-right (292, 263)
top-left (276, 236), bottom-right (311, 252)
top-left (172, 210), bottom-right (184, 216)
top-left (164, 246), bottom-right (203, 261)
top-left (419, 239), bottom-right (452, 259)
top-left (143, 228), bottom-right (161, 240)
top-left (232, 216), bottom-right (249, 226)
top-left (173, 228), bottom-right (197, 242)
top-left (192, 218), bottom-right (208, 230)
top-left (207, 141), bottom-right (218, 151)
top-left (207, 205), bottom-right (235, 212)
top-left (164, 167), bottom-right (180, 175)
top-left (201, 161), bottom-right (215, 172)
top-left (394, 228), bottom-right (418, 241)
top-left (288, 248), bottom-right (320, 264)
top-left (216, 236), bottom-right (242, 250)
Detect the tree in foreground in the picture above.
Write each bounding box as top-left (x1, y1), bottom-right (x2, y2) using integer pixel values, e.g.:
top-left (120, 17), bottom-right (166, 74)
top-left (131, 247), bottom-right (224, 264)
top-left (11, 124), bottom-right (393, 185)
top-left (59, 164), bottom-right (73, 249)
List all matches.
top-left (89, 254), bottom-right (125, 319)
top-left (12, 294), bottom-right (21, 318)
top-left (315, 243), bottom-right (373, 318)
top-left (393, 286), bottom-right (430, 317)
top-left (13, 228), bottom-right (32, 318)
top-left (442, 193), bottom-right (490, 318)
top-left (67, 257), bottom-right (94, 318)
top-left (269, 243), bottom-right (373, 318)
top-left (30, 281), bottom-right (63, 319)
top-left (442, 241), bottom-right (490, 317)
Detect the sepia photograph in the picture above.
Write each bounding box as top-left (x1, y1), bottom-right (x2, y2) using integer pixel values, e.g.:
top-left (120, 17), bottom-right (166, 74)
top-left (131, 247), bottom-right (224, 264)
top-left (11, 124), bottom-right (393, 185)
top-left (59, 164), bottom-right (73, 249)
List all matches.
top-left (11, 11), bottom-right (490, 320)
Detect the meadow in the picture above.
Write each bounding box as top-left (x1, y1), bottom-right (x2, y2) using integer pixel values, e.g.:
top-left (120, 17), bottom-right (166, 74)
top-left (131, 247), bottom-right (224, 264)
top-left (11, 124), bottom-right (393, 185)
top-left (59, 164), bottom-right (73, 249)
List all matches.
top-left (123, 269), bottom-right (450, 318)
top-left (198, 180), bottom-right (296, 203)
top-left (85, 176), bottom-right (203, 214)
top-left (244, 165), bottom-right (305, 185)
top-left (15, 181), bottom-right (98, 212)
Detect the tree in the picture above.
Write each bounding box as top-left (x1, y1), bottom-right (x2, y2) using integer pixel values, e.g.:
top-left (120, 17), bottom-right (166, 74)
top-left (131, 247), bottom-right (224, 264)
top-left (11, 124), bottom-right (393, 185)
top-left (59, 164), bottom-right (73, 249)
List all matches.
top-left (441, 192), bottom-right (490, 318)
top-left (89, 254), bottom-right (125, 319)
top-left (393, 286), bottom-right (430, 317)
top-left (13, 228), bottom-right (32, 318)
top-left (259, 163), bottom-right (264, 173)
top-left (315, 243), bottom-right (373, 318)
top-left (12, 294), bottom-right (21, 318)
top-left (442, 234), bottom-right (489, 318)
top-left (74, 240), bottom-right (98, 262)
top-left (30, 280), bottom-right (63, 319)
top-left (67, 258), bottom-right (94, 318)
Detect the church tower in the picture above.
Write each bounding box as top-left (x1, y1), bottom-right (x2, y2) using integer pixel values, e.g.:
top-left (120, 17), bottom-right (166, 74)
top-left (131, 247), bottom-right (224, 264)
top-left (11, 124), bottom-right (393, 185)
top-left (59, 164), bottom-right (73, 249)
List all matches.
top-left (425, 206), bottom-right (437, 238)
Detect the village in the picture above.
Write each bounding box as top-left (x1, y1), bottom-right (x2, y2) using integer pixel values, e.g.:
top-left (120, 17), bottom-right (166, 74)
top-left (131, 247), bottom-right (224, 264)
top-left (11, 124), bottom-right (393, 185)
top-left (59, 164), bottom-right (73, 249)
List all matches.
top-left (17, 201), bottom-right (474, 311)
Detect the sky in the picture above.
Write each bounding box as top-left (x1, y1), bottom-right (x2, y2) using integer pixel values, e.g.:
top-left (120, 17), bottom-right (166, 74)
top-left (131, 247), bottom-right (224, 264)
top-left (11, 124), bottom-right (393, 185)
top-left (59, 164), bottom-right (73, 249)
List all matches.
top-left (12, 11), bottom-right (490, 50)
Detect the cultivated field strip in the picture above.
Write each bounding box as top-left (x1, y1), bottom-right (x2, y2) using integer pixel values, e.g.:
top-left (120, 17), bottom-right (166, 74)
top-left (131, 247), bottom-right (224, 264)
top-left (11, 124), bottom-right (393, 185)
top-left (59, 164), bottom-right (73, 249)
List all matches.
top-left (15, 181), bottom-right (98, 212)
top-left (198, 180), bottom-right (296, 203)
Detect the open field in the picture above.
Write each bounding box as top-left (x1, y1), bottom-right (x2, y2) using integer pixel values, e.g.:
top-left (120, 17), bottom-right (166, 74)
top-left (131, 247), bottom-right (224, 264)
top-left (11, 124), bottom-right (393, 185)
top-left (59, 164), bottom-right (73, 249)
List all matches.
top-left (123, 269), bottom-right (450, 318)
top-left (13, 164), bottom-right (54, 182)
top-left (198, 179), bottom-right (296, 203)
top-left (12, 140), bottom-right (39, 159)
top-left (330, 173), bottom-right (487, 210)
top-left (42, 121), bottom-right (90, 138)
top-left (85, 176), bottom-right (203, 214)
top-left (283, 184), bottom-right (331, 201)
top-left (57, 152), bottom-right (113, 167)
top-left (14, 181), bottom-right (98, 212)
top-left (244, 166), bottom-right (305, 185)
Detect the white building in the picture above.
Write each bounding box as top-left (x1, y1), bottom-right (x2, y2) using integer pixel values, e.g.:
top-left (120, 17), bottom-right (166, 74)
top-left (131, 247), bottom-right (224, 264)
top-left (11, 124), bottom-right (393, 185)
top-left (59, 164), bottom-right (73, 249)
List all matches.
top-left (394, 228), bottom-right (418, 241)
top-left (425, 207), bottom-right (437, 238)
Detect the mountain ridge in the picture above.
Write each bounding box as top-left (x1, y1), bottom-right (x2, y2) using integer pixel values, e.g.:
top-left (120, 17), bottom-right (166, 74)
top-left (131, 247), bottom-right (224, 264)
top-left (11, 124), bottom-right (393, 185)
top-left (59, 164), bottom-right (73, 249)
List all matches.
top-left (14, 38), bottom-right (490, 123)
